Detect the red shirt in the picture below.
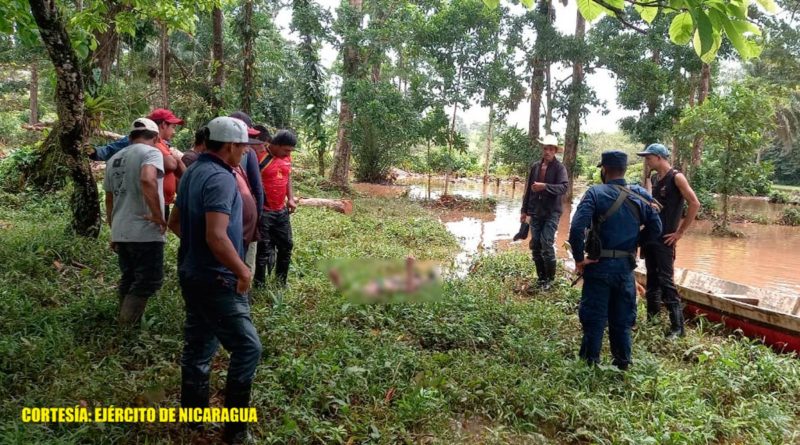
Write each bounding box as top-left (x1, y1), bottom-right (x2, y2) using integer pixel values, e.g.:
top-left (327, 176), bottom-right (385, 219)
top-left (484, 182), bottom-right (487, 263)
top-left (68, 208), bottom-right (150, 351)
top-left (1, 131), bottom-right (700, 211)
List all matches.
top-left (155, 141), bottom-right (177, 204)
top-left (258, 151), bottom-right (292, 212)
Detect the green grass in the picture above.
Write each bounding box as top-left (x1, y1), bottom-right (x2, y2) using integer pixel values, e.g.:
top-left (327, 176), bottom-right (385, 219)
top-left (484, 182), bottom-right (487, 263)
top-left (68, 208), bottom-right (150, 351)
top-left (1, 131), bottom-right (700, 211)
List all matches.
top-left (1, 183), bottom-right (799, 444)
top-left (773, 184), bottom-right (800, 193)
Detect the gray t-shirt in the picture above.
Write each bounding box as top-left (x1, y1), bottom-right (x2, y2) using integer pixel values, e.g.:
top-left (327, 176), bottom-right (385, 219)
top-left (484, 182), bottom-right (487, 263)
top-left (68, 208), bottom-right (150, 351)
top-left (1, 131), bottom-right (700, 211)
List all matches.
top-left (103, 143), bottom-right (166, 243)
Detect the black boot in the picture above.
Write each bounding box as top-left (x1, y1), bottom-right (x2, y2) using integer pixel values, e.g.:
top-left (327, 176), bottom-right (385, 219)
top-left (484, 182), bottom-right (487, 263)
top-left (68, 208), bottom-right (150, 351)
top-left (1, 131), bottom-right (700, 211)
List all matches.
top-left (666, 303), bottom-right (685, 339)
top-left (222, 381), bottom-right (253, 444)
top-left (118, 295), bottom-right (147, 326)
top-left (543, 260), bottom-right (558, 289)
top-left (253, 264), bottom-right (267, 288)
top-left (181, 378), bottom-right (210, 431)
top-left (534, 258), bottom-right (546, 288)
top-left (645, 290), bottom-right (662, 323)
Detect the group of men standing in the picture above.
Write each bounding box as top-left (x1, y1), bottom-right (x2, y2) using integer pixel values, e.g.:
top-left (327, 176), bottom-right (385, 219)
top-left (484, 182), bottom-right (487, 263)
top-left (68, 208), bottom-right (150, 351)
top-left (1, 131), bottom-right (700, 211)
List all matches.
top-left (520, 136), bottom-right (700, 370)
top-left (99, 109), bottom-right (298, 443)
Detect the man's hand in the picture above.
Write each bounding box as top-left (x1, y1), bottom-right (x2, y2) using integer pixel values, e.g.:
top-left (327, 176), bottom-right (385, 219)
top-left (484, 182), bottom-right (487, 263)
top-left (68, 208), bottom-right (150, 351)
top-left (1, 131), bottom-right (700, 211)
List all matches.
top-left (237, 270), bottom-right (252, 294)
top-left (575, 258), bottom-right (599, 274)
top-left (142, 214), bottom-right (168, 234)
top-left (663, 231), bottom-right (682, 246)
top-left (519, 213), bottom-right (527, 223)
top-left (531, 182), bottom-right (547, 192)
top-left (287, 198), bottom-right (298, 214)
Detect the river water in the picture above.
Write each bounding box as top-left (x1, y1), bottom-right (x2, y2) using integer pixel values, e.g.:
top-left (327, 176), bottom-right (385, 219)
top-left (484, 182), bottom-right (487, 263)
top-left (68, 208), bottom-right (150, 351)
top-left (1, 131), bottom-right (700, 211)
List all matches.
top-left (396, 177), bottom-right (800, 294)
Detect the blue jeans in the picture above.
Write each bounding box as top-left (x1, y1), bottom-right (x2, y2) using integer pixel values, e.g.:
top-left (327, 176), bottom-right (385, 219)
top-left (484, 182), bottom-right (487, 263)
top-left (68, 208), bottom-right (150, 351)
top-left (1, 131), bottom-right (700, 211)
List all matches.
top-left (578, 271), bottom-right (637, 369)
top-left (180, 280), bottom-right (262, 388)
top-left (529, 212), bottom-right (560, 264)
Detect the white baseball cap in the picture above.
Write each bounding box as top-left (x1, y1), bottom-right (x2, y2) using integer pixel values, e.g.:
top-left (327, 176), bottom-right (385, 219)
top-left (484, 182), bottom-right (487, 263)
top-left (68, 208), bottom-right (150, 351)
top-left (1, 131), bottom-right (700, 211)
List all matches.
top-left (207, 116), bottom-right (260, 145)
top-left (539, 134), bottom-right (559, 147)
top-left (130, 117), bottom-right (159, 133)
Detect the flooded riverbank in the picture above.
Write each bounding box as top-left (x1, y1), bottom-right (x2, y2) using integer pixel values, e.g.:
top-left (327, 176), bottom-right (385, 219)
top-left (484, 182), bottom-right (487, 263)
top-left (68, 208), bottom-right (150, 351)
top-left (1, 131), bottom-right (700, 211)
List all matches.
top-left (384, 177), bottom-right (800, 294)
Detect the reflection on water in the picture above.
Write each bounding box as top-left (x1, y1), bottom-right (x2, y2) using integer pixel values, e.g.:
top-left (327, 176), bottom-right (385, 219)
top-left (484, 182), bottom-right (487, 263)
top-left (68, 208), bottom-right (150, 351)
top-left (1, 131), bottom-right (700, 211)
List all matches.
top-left (400, 177), bottom-right (800, 293)
top-left (723, 196), bottom-right (787, 222)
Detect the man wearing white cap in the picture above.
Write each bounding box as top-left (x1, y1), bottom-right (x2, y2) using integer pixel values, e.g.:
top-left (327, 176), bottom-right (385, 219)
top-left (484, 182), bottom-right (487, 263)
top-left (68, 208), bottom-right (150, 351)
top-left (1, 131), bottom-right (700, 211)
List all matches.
top-left (520, 134), bottom-right (569, 289)
top-left (167, 116), bottom-right (262, 444)
top-left (103, 118), bottom-right (167, 326)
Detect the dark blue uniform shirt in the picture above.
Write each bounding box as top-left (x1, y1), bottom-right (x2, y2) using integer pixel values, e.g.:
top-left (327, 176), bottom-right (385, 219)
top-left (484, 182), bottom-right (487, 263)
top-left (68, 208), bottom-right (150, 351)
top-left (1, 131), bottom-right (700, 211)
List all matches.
top-left (569, 179), bottom-right (662, 273)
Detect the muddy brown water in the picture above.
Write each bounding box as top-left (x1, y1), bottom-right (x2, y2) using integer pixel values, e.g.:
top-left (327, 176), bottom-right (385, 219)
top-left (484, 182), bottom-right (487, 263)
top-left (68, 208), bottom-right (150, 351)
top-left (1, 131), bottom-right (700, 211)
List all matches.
top-left (391, 177), bottom-right (800, 294)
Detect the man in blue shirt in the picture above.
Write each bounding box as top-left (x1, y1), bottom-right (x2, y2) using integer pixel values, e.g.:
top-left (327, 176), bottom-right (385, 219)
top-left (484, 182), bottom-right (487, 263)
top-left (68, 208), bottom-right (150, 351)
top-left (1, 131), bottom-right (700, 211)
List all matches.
top-left (568, 151), bottom-right (662, 370)
top-left (167, 116), bottom-right (262, 444)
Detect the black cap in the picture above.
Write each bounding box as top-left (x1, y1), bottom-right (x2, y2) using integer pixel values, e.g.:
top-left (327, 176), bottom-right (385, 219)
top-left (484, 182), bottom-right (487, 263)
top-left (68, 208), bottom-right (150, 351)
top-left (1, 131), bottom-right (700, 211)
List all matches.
top-left (597, 151), bottom-right (628, 168)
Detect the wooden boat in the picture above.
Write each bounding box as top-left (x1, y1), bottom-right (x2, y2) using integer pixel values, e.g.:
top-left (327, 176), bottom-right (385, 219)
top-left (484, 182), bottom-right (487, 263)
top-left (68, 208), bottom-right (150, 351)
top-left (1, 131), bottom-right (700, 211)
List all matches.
top-left (632, 266), bottom-right (800, 354)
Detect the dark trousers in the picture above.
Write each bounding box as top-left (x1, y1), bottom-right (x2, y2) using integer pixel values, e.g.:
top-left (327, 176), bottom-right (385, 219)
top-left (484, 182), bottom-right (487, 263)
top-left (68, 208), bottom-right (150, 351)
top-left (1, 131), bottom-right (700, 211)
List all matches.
top-left (256, 209), bottom-right (293, 284)
top-left (117, 242), bottom-right (164, 300)
top-left (180, 279), bottom-right (262, 390)
top-left (578, 271), bottom-right (637, 369)
top-left (643, 241), bottom-right (680, 317)
top-left (529, 212), bottom-right (560, 263)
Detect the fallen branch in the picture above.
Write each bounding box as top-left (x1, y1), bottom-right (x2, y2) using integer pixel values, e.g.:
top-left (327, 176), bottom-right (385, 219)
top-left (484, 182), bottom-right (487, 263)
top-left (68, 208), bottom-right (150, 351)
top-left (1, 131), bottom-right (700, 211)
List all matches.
top-left (297, 198), bottom-right (353, 215)
top-left (23, 123), bottom-right (122, 140)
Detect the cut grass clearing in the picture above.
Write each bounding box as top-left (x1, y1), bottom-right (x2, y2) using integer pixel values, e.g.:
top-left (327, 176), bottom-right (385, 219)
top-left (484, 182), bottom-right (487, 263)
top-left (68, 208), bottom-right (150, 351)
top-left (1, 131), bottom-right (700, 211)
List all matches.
top-left (1, 183), bottom-right (799, 444)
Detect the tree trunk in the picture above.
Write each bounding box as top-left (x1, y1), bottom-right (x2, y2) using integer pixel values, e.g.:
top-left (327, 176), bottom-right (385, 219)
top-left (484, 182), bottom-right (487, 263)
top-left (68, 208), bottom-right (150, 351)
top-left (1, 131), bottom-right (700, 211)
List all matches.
top-left (562, 11), bottom-right (585, 201)
top-left (318, 145), bottom-right (325, 177)
top-left (211, 7), bottom-right (225, 111)
top-left (241, 0), bottom-right (255, 114)
top-left (159, 22), bottom-right (169, 108)
top-left (529, 58), bottom-right (544, 150)
top-left (691, 63), bottom-right (710, 172)
top-left (330, 0), bottom-right (363, 188)
top-left (544, 64), bottom-right (553, 134)
top-left (483, 106), bottom-right (494, 183)
top-left (28, 0), bottom-right (101, 237)
top-left (29, 61), bottom-right (39, 125)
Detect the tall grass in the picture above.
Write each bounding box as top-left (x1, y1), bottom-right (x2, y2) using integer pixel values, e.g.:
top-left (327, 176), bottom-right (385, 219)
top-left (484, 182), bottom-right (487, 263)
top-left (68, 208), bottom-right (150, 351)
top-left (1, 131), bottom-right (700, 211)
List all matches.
top-left (1, 184), bottom-right (799, 444)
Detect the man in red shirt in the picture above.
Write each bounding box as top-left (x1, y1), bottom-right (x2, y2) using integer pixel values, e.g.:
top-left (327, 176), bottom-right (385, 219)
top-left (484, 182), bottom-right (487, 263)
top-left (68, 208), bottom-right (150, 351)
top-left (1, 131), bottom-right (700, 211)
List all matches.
top-left (254, 130), bottom-right (297, 287)
top-left (147, 108), bottom-right (186, 219)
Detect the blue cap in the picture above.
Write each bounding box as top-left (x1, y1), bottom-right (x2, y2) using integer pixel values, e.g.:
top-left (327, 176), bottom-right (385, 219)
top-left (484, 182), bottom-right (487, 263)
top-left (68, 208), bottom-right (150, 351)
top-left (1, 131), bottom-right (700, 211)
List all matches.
top-left (636, 143), bottom-right (670, 158)
top-left (597, 151), bottom-right (628, 168)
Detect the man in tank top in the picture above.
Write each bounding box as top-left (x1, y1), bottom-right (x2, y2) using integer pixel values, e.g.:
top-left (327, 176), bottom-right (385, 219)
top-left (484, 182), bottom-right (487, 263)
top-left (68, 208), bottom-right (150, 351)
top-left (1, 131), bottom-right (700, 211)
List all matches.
top-left (637, 143), bottom-right (701, 338)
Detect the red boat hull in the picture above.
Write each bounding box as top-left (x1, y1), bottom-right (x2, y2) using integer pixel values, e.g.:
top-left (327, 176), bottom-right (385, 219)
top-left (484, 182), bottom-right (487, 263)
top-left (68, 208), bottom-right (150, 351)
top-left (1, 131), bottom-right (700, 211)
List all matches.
top-left (685, 302), bottom-right (800, 354)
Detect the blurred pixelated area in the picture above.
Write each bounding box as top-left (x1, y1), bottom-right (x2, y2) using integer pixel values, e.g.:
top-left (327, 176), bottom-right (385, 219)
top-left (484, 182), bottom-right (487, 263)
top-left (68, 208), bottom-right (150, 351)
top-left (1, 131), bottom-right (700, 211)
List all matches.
top-left (326, 256), bottom-right (443, 304)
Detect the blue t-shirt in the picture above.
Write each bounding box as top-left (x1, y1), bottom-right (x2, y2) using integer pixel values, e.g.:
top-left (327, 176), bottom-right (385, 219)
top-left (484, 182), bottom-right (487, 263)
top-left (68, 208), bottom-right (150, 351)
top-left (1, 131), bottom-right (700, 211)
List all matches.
top-left (176, 153), bottom-right (244, 287)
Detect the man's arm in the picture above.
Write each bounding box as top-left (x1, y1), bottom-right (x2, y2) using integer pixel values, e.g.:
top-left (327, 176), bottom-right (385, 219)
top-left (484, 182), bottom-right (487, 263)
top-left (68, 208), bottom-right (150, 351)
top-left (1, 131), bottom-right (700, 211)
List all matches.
top-left (664, 173), bottom-right (700, 246)
top-left (245, 150), bottom-right (264, 212)
top-left (91, 136), bottom-right (129, 161)
top-left (287, 175), bottom-right (297, 213)
top-left (168, 205), bottom-right (181, 238)
top-left (140, 165), bottom-right (167, 233)
top-left (543, 163), bottom-right (569, 196)
top-left (520, 163), bottom-right (535, 218)
top-left (162, 152), bottom-right (178, 173)
top-left (568, 190), bottom-right (595, 264)
top-left (105, 192), bottom-right (114, 228)
top-left (206, 212), bottom-right (251, 294)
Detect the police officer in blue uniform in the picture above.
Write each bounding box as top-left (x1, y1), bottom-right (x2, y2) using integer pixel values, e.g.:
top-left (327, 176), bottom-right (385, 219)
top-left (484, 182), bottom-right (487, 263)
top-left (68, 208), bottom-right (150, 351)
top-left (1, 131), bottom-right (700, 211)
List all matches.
top-left (568, 151), bottom-right (662, 369)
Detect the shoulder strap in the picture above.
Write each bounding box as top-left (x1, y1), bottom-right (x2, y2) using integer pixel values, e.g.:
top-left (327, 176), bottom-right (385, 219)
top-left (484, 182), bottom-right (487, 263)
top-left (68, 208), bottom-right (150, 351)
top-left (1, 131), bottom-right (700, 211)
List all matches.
top-left (259, 153), bottom-right (274, 172)
top-left (598, 185), bottom-right (630, 224)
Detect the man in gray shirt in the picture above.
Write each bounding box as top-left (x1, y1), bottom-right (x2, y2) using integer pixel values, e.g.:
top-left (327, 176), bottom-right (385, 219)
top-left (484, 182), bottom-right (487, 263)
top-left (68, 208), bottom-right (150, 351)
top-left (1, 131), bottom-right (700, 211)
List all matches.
top-left (104, 118), bottom-right (167, 325)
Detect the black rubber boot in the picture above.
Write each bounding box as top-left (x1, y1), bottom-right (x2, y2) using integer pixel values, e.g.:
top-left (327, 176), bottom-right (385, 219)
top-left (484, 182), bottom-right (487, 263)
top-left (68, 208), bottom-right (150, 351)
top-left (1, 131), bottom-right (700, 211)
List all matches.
top-left (180, 379), bottom-right (210, 431)
top-left (665, 303), bottom-right (685, 339)
top-left (544, 260), bottom-right (558, 289)
top-left (253, 264), bottom-right (267, 288)
top-left (118, 295), bottom-right (147, 326)
top-left (222, 381), bottom-right (253, 444)
top-left (646, 290), bottom-right (662, 323)
top-left (534, 258), bottom-right (546, 288)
